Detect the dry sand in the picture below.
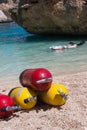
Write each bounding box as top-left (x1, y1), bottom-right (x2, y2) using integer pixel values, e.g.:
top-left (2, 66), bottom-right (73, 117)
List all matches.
top-left (0, 71), bottom-right (87, 130)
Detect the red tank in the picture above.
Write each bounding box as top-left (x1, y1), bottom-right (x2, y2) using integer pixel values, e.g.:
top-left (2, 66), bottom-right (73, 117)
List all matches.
top-left (19, 68), bottom-right (52, 91)
top-left (0, 94), bottom-right (14, 118)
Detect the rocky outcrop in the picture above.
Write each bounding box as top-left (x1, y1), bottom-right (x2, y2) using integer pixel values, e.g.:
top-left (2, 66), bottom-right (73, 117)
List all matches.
top-left (10, 0), bottom-right (87, 35)
top-left (0, 10), bottom-right (8, 22)
top-left (0, 0), bottom-right (13, 22)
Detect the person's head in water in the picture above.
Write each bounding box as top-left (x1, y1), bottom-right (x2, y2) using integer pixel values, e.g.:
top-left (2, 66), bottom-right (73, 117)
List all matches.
top-left (68, 42), bottom-right (75, 45)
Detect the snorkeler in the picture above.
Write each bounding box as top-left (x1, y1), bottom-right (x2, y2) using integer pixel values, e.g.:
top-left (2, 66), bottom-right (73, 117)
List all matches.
top-left (49, 41), bottom-right (85, 50)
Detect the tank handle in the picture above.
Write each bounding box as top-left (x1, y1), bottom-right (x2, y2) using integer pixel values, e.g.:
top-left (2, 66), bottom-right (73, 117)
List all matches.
top-left (24, 96), bottom-right (37, 103)
top-left (36, 78), bottom-right (52, 83)
top-left (58, 89), bottom-right (68, 100)
top-left (0, 106), bottom-right (21, 112)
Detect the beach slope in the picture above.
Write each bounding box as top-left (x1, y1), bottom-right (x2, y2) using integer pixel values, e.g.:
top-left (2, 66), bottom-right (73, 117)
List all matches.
top-left (0, 71), bottom-right (87, 130)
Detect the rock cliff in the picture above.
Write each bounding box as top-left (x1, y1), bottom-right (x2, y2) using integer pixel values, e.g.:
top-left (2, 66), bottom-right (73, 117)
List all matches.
top-left (0, 0), bottom-right (13, 22)
top-left (7, 0), bottom-right (87, 34)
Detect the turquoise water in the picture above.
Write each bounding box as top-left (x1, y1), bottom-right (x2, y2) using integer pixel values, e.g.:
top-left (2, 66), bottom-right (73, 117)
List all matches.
top-left (0, 22), bottom-right (87, 85)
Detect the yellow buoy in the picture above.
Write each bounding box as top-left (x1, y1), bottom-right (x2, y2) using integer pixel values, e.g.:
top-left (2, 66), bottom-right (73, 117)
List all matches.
top-left (39, 83), bottom-right (68, 106)
top-left (8, 87), bottom-right (37, 110)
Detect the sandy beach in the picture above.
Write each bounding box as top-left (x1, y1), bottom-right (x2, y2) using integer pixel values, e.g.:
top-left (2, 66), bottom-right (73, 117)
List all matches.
top-left (0, 71), bottom-right (87, 130)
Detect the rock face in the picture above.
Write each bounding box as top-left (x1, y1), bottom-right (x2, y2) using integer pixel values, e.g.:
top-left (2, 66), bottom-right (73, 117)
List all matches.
top-left (0, 10), bottom-right (8, 22)
top-left (0, 0), bottom-right (13, 22)
top-left (10, 0), bottom-right (87, 35)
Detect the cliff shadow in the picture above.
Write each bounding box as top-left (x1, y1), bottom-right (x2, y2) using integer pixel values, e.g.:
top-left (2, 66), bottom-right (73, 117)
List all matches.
top-left (21, 34), bottom-right (87, 44)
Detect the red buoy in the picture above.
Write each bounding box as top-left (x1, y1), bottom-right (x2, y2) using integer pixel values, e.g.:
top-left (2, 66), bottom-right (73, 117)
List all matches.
top-left (19, 68), bottom-right (52, 91)
top-left (0, 94), bottom-right (14, 118)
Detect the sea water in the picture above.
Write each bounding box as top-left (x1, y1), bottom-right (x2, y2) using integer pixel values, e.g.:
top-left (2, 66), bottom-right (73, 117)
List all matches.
top-left (0, 22), bottom-right (87, 85)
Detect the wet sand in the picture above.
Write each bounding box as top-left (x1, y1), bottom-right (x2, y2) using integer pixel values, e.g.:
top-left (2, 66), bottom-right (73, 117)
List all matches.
top-left (0, 71), bottom-right (87, 130)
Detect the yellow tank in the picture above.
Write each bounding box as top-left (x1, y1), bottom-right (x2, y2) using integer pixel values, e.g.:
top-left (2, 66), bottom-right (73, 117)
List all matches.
top-left (8, 87), bottom-right (37, 110)
top-left (39, 83), bottom-right (68, 106)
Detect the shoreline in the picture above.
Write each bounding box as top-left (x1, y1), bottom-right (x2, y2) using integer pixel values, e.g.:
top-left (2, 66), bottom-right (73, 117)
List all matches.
top-left (0, 20), bottom-right (13, 23)
top-left (0, 70), bottom-right (87, 130)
